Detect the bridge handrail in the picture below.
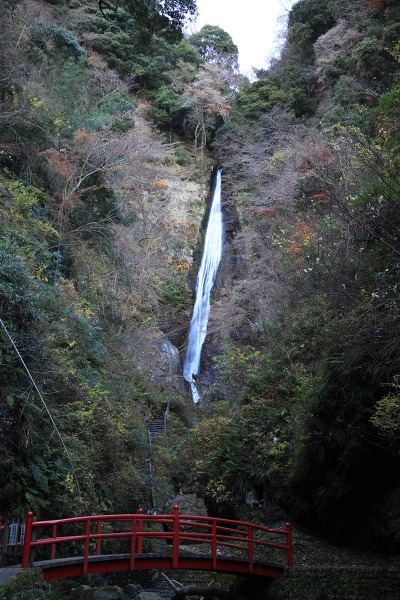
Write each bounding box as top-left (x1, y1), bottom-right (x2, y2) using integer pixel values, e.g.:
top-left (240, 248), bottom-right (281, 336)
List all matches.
top-left (20, 506), bottom-right (292, 574)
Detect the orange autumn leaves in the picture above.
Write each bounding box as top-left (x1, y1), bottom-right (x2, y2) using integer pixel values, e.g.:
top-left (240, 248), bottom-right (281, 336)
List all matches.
top-left (286, 220), bottom-right (314, 264)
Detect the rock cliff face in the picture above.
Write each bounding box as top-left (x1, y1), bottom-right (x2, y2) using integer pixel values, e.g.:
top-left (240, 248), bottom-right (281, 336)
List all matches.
top-left (111, 103), bottom-right (216, 389)
top-left (177, 167), bottom-right (242, 392)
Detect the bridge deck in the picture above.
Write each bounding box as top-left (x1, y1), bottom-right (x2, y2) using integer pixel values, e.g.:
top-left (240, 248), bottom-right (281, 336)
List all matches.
top-left (35, 552), bottom-right (285, 580)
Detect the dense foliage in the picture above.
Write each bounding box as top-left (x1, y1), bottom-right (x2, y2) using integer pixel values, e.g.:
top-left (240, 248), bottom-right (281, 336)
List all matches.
top-left (0, 0), bottom-right (201, 520)
top-left (198, 0), bottom-right (400, 551)
top-left (99, 0), bottom-right (197, 44)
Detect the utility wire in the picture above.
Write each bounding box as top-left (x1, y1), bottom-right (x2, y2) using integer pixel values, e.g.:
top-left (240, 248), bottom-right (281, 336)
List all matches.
top-left (0, 317), bottom-right (81, 496)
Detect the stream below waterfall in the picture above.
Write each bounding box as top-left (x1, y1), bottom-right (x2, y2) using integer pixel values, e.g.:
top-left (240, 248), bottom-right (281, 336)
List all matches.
top-left (183, 168), bottom-right (223, 403)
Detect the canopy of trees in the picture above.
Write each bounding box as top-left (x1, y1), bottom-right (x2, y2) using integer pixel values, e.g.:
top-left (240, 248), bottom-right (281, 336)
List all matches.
top-left (189, 24), bottom-right (239, 71)
top-left (99, 0), bottom-right (197, 43)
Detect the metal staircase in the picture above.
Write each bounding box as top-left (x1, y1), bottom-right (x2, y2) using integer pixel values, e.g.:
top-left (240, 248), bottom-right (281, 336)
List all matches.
top-left (146, 402), bottom-right (169, 440)
top-left (145, 402), bottom-right (170, 514)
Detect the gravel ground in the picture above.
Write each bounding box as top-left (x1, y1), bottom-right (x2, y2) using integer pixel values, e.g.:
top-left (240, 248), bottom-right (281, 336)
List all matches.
top-left (255, 503), bottom-right (400, 570)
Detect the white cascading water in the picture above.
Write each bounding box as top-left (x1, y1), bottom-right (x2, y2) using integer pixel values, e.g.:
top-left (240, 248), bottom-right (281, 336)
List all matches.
top-left (183, 168), bottom-right (223, 403)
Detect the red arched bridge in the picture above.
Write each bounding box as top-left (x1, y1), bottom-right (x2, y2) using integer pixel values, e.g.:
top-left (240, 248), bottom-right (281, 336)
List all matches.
top-left (4, 506), bottom-right (292, 580)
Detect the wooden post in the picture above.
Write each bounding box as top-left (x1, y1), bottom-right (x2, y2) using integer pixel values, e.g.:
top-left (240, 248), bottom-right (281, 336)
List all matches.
top-left (22, 512), bottom-right (33, 568)
top-left (137, 509), bottom-right (143, 554)
top-left (172, 504), bottom-right (179, 568)
top-left (286, 522), bottom-right (293, 567)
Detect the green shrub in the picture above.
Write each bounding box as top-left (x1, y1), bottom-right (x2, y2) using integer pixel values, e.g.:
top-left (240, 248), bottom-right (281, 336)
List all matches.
top-left (30, 21), bottom-right (87, 62)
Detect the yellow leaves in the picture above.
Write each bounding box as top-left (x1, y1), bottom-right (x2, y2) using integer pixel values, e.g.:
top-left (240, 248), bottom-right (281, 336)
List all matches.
top-left (371, 376), bottom-right (400, 438)
top-left (5, 85), bottom-right (45, 113)
top-left (35, 265), bottom-right (49, 282)
top-left (271, 225), bottom-right (287, 249)
top-left (53, 117), bottom-right (63, 135)
top-left (204, 479), bottom-right (233, 504)
top-left (64, 472), bottom-right (76, 494)
top-left (28, 96), bottom-right (44, 110)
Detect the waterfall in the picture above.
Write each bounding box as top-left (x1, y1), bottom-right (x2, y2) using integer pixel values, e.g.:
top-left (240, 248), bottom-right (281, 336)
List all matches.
top-left (183, 168), bottom-right (223, 403)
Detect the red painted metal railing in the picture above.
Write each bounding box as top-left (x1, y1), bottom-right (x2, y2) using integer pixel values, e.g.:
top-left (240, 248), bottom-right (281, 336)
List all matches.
top-left (19, 506), bottom-right (292, 578)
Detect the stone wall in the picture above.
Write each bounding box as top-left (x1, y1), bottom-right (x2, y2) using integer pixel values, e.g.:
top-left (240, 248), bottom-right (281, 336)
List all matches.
top-left (70, 566), bottom-right (400, 599)
top-left (271, 566), bottom-right (400, 600)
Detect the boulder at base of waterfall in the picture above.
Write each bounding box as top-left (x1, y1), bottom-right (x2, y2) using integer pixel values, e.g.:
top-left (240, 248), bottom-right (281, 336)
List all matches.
top-left (126, 330), bottom-right (183, 392)
top-left (153, 338), bottom-right (181, 389)
top-left (166, 492), bottom-right (207, 517)
top-left (138, 337), bottom-right (182, 391)
top-left (164, 493), bottom-right (208, 544)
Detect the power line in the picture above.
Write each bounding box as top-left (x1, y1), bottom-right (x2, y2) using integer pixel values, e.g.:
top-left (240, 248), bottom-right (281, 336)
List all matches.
top-left (0, 317), bottom-right (81, 496)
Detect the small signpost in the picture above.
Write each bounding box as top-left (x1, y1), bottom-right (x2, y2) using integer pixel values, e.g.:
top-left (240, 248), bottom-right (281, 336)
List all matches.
top-left (8, 523), bottom-right (18, 547)
top-left (0, 520), bottom-right (25, 564)
top-left (246, 490), bottom-right (254, 505)
top-left (20, 524), bottom-right (25, 547)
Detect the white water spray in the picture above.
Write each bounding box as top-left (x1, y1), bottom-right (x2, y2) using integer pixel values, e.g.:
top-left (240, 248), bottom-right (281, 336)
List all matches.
top-left (183, 169), bottom-right (223, 403)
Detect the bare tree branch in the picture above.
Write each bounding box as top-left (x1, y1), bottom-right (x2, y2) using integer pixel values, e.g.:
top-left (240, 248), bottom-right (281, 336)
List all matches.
top-left (161, 572), bottom-right (234, 600)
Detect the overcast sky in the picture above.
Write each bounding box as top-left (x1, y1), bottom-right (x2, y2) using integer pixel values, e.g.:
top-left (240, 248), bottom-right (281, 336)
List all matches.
top-left (188, 0), bottom-right (296, 78)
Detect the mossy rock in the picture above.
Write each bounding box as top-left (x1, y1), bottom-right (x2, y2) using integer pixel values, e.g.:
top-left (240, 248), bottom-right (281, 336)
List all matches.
top-left (71, 585), bottom-right (125, 599)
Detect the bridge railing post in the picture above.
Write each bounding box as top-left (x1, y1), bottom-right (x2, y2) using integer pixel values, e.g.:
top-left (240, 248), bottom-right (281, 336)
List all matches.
top-left (51, 524), bottom-right (57, 560)
top-left (130, 516), bottom-right (137, 569)
top-left (172, 504), bottom-right (179, 568)
top-left (286, 522), bottom-right (293, 567)
top-left (22, 512), bottom-right (33, 568)
top-left (137, 508), bottom-right (143, 554)
top-left (248, 525), bottom-right (253, 573)
top-left (96, 520), bottom-right (101, 555)
top-left (211, 520), bottom-right (217, 569)
top-left (83, 519), bottom-right (90, 575)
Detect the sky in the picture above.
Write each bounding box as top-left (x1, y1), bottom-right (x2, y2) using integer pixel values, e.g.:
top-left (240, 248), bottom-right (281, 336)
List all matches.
top-left (188, 0), bottom-right (296, 78)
